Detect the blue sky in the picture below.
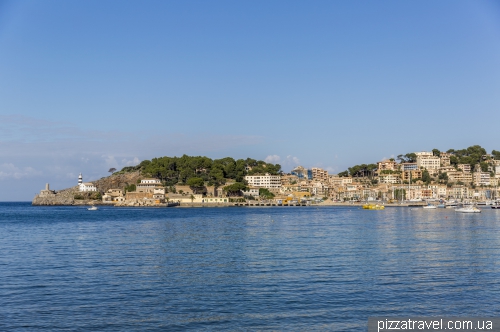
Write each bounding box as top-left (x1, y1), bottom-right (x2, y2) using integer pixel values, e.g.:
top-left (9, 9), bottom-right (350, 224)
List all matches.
top-left (1, 0), bottom-right (500, 200)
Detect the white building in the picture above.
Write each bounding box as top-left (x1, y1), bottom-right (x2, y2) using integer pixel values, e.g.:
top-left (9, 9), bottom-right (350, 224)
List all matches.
top-left (137, 178), bottom-right (163, 193)
top-left (415, 151), bottom-right (434, 157)
top-left (416, 156), bottom-right (440, 174)
top-left (242, 187), bottom-right (260, 197)
top-left (244, 174), bottom-right (282, 189)
top-left (78, 173), bottom-right (97, 192)
top-left (473, 172), bottom-right (491, 186)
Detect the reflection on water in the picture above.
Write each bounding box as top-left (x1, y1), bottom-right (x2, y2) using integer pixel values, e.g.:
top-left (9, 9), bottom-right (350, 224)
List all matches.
top-left (1, 203), bottom-right (500, 331)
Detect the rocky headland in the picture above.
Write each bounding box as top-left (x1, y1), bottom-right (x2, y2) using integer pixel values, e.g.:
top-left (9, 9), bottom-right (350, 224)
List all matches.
top-left (32, 171), bottom-right (142, 206)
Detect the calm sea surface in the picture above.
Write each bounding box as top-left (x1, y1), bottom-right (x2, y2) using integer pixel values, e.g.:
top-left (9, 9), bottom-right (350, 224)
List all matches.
top-left (1, 202), bottom-right (500, 331)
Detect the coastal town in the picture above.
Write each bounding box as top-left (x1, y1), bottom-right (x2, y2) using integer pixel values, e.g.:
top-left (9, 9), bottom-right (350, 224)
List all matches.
top-left (33, 147), bottom-right (500, 207)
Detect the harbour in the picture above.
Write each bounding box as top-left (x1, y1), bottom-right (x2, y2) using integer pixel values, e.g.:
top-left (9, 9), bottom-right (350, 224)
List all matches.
top-left (2, 202), bottom-right (500, 331)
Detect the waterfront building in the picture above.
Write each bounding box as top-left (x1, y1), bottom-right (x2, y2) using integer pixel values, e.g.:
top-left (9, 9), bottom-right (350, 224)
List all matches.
top-left (137, 179), bottom-right (163, 193)
top-left (448, 185), bottom-right (468, 199)
top-left (242, 187), bottom-right (260, 198)
top-left (310, 181), bottom-right (329, 196)
top-left (244, 174), bottom-right (282, 189)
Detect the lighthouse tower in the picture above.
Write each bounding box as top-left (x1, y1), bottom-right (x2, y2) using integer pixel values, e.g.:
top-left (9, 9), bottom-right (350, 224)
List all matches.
top-left (78, 173), bottom-right (83, 186)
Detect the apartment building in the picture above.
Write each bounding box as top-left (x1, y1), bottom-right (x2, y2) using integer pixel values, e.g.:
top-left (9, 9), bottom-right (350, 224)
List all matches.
top-left (137, 178), bottom-right (163, 193)
top-left (415, 151), bottom-right (434, 157)
top-left (440, 153), bottom-right (451, 167)
top-left (447, 171), bottom-right (473, 184)
top-left (473, 172), bottom-right (491, 186)
top-left (457, 164), bottom-right (471, 173)
top-left (281, 174), bottom-right (299, 185)
top-left (379, 173), bottom-right (401, 184)
top-left (244, 174), bottom-right (282, 189)
top-left (448, 185), bottom-right (468, 199)
top-left (377, 160), bottom-right (398, 172)
top-left (311, 181), bottom-right (329, 196)
top-left (400, 163), bottom-right (418, 171)
top-left (439, 166), bottom-right (456, 173)
top-left (416, 155), bottom-right (440, 174)
top-left (329, 176), bottom-right (353, 186)
top-left (401, 170), bottom-right (422, 182)
top-left (311, 167), bottom-right (329, 182)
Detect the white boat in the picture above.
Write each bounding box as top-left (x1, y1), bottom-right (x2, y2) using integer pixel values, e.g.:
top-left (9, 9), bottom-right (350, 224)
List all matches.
top-left (423, 204), bottom-right (437, 209)
top-left (455, 205), bottom-right (481, 213)
top-left (87, 205), bottom-right (98, 211)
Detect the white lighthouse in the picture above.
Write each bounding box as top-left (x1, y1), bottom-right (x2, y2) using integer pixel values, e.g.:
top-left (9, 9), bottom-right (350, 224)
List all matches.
top-left (78, 173), bottom-right (97, 192)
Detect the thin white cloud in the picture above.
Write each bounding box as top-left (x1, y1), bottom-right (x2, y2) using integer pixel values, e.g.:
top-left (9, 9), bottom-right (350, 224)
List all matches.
top-left (122, 157), bottom-right (140, 166)
top-left (286, 155), bottom-right (300, 165)
top-left (0, 163), bottom-right (42, 180)
top-left (265, 155), bottom-right (281, 163)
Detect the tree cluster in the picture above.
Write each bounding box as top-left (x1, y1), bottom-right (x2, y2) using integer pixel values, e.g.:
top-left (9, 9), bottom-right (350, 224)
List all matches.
top-left (347, 164), bottom-right (377, 178)
top-left (447, 145), bottom-right (487, 168)
top-left (121, 155), bottom-right (281, 188)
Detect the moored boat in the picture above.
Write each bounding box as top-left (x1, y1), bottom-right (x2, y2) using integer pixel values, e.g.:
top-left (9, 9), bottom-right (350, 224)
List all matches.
top-left (423, 204), bottom-right (437, 209)
top-left (455, 205), bottom-right (481, 213)
top-left (362, 204), bottom-right (385, 210)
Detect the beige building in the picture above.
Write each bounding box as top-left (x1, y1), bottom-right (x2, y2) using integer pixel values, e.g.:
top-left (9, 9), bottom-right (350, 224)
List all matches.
top-left (439, 166), bottom-right (456, 173)
top-left (448, 185), bottom-right (468, 199)
top-left (473, 172), bottom-right (491, 186)
top-left (311, 167), bottom-right (329, 182)
top-left (401, 170), bottom-right (422, 182)
top-left (377, 160), bottom-right (398, 172)
top-left (379, 173), bottom-right (401, 184)
top-left (416, 156), bottom-right (440, 174)
top-left (329, 175), bottom-right (353, 186)
top-left (447, 171), bottom-right (473, 184)
top-left (440, 153), bottom-right (451, 167)
top-left (415, 151), bottom-right (434, 157)
top-left (457, 164), bottom-right (471, 173)
top-left (281, 175), bottom-right (299, 185)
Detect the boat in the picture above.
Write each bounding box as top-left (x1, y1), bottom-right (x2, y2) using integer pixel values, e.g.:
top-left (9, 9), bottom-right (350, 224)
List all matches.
top-left (423, 204), bottom-right (437, 209)
top-left (455, 205), bottom-right (481, 213)
top-left (87, 205), bottom-right (98, 211)
top-left (492, 202), bottom-right (500, 210)
top-left (362, 204), bottom-right (385, 210)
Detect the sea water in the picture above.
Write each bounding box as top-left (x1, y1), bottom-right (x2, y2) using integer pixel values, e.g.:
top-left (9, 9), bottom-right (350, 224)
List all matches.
top-left (1, 202), bottom-right (500, 331)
